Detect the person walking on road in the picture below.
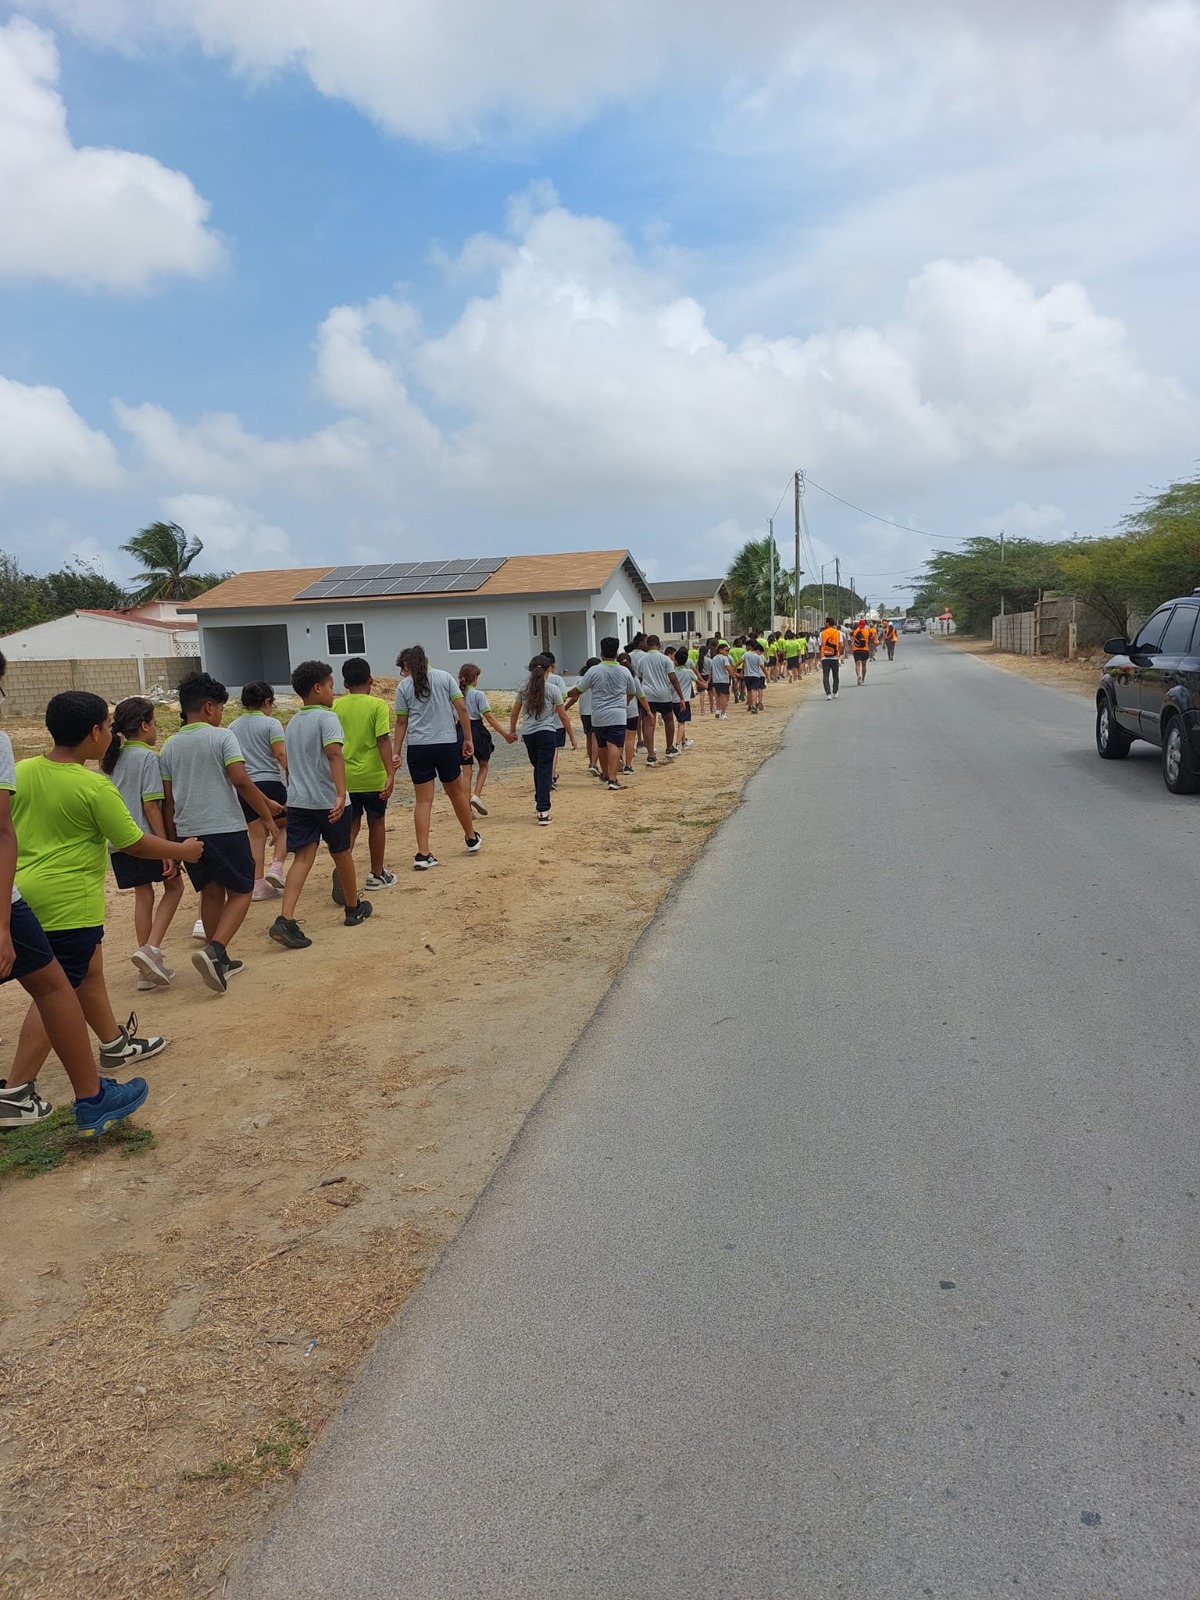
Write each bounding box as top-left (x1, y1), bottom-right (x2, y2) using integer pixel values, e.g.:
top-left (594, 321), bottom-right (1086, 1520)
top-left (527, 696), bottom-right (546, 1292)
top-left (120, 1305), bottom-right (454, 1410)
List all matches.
top-left (819, 617), bottom-right (842, 699)
top-left (884, 621), bottom-right (898, 661)
top-left (851, 620), bottom-right (872, 686)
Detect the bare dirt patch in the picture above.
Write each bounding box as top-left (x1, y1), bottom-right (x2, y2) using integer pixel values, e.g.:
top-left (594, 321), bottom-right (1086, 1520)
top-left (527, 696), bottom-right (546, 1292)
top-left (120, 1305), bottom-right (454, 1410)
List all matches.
top-left (0, 680), bottom-right (808, 1600)
top-left (933, 633), bottom-right (1105, 698)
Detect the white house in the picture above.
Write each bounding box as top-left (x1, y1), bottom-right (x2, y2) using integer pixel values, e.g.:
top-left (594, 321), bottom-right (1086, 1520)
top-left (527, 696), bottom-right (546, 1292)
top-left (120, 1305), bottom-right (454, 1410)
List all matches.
top-left (185, 550), bottom-right (654, 690)
top-left (0, 606), bottom-right (198, 661)
top-left (643, 580), bottom-right (733, 647)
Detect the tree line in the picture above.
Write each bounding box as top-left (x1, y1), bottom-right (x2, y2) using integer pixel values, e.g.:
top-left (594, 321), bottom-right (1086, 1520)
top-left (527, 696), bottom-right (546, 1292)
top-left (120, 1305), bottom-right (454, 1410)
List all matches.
top-left (912, 474), bottom-right (1200, 636)
top-left (0, 523), bottom-right (229, 637)
top-left (725, 538), bottom-right (871, 632)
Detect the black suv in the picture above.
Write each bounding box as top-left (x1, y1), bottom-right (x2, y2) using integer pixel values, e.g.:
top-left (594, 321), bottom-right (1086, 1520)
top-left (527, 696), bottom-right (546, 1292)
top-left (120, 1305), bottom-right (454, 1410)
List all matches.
top-left (1096, 588), bottom-right (1200, 793)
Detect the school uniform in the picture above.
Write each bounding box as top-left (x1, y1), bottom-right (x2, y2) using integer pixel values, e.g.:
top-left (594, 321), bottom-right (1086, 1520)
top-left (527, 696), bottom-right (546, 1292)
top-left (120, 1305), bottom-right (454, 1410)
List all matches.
top-left (159, 723), bottom-right (255, 896)
top-left (0, 733), bottom-right (56, 985)
top-left (285, 706), bottom-right (350, 853)
top-left (514, 679), bottom-right (565, 812)
top-left (229, 711), bottom-right (288, 821)
top-left (576, 661), bottom-right (639, 747)
top-left (108, 741), bottom-right (167, 889)
top-left (462, 684), bottom-right (495, 766)
top-left (395, 670), bottom-right (465, 786)
top-left (742, 649), bottom-right (766, 690)
top-left (333, 693), bottom-right (391, 819)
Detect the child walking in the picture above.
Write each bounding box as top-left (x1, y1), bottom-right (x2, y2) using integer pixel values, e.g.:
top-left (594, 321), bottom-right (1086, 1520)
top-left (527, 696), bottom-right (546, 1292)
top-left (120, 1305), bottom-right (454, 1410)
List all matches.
top-left (101, 697), bottom-right (185, 990)
top-left (509, 656), bottom-right (576, 823)
top-left (563, 640), bottom-right (641, 789)
top-left (393, 645), bottom-right (482, 869)
top-left (160, 672), bottom-right (285, 994)
top-left (709, 643), bottom-right (732, 717)
top-left (458, 663), bottom-right (515, 815)
top-left (229, 681), bottom-right (289, 900)
top-left (333, 657), bottom-right (396, 894)
top-left (576, 656), bottom-right (601, 774)
top-left (742, 642), bottom-right (766, 713)
top-left (270, 660), bottom-right (372, 949)
top-left (672, 647), bottom-right (697, 747)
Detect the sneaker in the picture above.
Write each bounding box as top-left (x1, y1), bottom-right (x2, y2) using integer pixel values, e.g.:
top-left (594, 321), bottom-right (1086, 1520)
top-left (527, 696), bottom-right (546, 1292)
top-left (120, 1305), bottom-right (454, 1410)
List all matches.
top-left (470, 795), bottom-right (488, 816)
top-left (331, 868), bottom-right (346, 907)
top-left (665, 747), bottom-right (679, 758)
top-left (0, 1080), bottom-right (54, 1129)
top-left (136, 977), bottom-right (156, 992)
top-left (465, 833), bottom-right (483, 854)
top-left (74, 1075), bottom-right (149, 1139)
top-left (364, 869), bottom-right (397, 890)
top-left (131, 945), bottom-right (170, 987)
top-left (550, 776), bottom-right (558, 790)
top-left (681, 738), bottom-right (694, 749)
top-left (536, 811), bottom-right (552, 825)
top-left (606, 780), bottom-right (624, 791)
top-left (635, 739), bottom-right (646, 751)
top-left (221, 958), bottom-right (245, 980)
top-left (413, 853), bottom-right (439, 871)
top-left (191, 944), bottom-right (228, 994)
top-left (622, 764), bottom-right (635, 774)
top-left (192, 919), bottom-right (206, 940)
top-left (269, 916), bottom-right (312, 950)
top-left (645, 755), bottom-right (658, 767)
top-left (264, 859), bottom-right (287, 890)
top-left (252, 879), bottom-right (280, 901)
top-left (587, 763), bottom-right (601, 777)
top-left (344, 899), bottom-right (374, 927)
top-left (99, 1012), bottom-right (167, 1067)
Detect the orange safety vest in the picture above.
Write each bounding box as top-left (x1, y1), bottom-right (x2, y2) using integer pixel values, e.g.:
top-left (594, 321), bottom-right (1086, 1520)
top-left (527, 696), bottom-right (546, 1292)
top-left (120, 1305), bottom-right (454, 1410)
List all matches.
top-left (852, 627), bottom-right (870, 652)
top-left (819, 627), bottom-right (841, 658)
top-left (885, 624), bottom-right (897, 641)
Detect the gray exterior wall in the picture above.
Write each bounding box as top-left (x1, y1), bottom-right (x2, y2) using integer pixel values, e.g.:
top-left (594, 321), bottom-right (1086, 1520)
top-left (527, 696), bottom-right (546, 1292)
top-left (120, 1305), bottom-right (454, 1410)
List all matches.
top-left (196, 570), bottom-right (648, 693)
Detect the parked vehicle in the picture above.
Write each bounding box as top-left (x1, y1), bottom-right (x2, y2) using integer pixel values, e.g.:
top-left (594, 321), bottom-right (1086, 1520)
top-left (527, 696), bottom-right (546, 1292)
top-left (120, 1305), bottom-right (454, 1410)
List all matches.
top-left (1096, 588), bottom-right (1200, 793)
top-left (902, 617), bottom-right (925, 634)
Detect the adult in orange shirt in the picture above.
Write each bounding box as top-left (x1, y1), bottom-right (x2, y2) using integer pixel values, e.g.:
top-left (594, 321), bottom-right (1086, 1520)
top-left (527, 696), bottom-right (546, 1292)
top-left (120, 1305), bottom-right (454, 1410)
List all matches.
top-left (818, 616), bottom-right (843, 699)
top-left (884, 621), bottom-right (898, 661)
top-left (850, 620), bottom-right (873, 685)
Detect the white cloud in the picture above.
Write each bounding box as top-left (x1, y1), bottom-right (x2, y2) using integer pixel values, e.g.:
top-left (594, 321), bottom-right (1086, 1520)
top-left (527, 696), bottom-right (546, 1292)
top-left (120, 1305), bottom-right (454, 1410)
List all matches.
top-left (113, 401), bottom-right (368, 491)
top-left (158, 493), bottom-right (293, 564)
top-left (26, 0), bottom-right (1200, 145)
top-left (0, 374), bottom-right (121, 487)
top-left (0, 17), bottom-right (222, 289)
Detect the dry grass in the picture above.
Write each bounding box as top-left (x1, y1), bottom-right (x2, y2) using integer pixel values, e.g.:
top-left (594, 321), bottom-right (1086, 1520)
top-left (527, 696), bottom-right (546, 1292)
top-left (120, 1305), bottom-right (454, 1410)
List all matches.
top-left (934, 632), bottom-right (1105, 698)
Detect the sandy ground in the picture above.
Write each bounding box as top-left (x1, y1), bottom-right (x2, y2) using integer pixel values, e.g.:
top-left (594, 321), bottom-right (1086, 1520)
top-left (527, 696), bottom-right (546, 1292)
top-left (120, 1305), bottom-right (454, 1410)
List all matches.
top-left (0, 678), bottom-right (807, 1600)
top-left (933, 632), bottom-right (1106, 698)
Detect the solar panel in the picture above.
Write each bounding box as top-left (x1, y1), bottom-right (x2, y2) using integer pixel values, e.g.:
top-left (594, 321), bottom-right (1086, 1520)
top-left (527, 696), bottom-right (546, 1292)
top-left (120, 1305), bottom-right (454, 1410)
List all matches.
top-left (295, 558), bottom-right (504, 602)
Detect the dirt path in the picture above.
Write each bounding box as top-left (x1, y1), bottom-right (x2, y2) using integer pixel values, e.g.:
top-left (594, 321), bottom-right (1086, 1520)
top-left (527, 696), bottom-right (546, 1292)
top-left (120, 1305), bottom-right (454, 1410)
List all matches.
top-left (933, 632), bottom-right (1105, 698)
top-left (0, 682), bottom-right (807, 1600)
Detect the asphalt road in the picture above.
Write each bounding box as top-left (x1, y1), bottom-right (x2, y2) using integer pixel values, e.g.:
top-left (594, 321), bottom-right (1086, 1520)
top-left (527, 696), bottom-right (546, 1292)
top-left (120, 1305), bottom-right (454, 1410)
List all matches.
top-left (232, 637), bottom-right (1200, 1599)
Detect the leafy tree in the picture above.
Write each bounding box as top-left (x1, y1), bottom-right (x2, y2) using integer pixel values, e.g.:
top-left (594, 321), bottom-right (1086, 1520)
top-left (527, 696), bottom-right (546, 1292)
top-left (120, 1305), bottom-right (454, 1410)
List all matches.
top-left (726, 539), bottom-right (795, 632)
top-left (43, 560), bottom-right (127, 615)
top-left (913, 537), bottom-right (1067, 635)
top-left (120, 521), bottom-right (225, 603)
top-left (1057, 477), bottom-right (1200, 635)
top-left (0, 554), bottom-right (129, 635)
top-left (796, 581), bottom-right (866, 620)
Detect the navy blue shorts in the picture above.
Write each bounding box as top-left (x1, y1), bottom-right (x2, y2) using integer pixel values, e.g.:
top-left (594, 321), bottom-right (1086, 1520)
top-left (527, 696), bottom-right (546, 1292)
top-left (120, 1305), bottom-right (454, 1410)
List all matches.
top-left (239, 777), bottom-right (287, 824)
top-left (111, 851), bottom-right (165, 890)
top-left (349, 791), bottom-right (388, 821)
top-left (459, 720), bottom-right (494, 768)
top-left (1, 899), bottom-right (56, 985)
top-left (677, 701), bottom-right (692, 724)
top-left (626, 715), bottom-right (639, 731)
top-left (555, 727), bottom-right (567, 748)
top-left (184, 830), bottom-right (256, 895)
top-left (649, 700), bottom-right (680, 718)
top-left (407, 742), bottom-right (462, 787)
top-left (744, 676), bottom-right (765, 691)
top-left (45, 924), bottom-right (104, 988)
top-left (580, 714), bottom-right (593, 735)
top-left (595, 724), bottom-right (627, 748)
top-left (287, 806), bottom-right (353, 855)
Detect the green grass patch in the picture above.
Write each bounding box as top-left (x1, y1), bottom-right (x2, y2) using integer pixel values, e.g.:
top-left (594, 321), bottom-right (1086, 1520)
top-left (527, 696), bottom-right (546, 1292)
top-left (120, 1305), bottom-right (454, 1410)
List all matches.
top-left (182, 1415), bottom-right (310, 1487)
top-left (679, 817), bottom-right (720, 827)
top-left (0, 1107), bottom-right (155, 1182)
top-left (628, 825), bottom-right (656, 834)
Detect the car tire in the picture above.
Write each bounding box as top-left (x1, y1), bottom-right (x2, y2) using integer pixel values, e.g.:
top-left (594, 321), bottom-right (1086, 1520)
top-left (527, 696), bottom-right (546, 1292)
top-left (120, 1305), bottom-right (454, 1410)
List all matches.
top-left (1096, 697), bottom-right (1132, 760)
top-left (1161, 716), bottom-right (1200, 794)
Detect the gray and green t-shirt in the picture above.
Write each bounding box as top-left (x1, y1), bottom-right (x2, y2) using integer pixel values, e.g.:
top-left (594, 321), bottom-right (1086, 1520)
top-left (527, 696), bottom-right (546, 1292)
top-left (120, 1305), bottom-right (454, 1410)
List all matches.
top-left (229, 712), bottom-right (285, 783)
top-left (284, 706), bottom-right (344, 810)
top-left (395, 669), bottom-right (463, 745)
top-left (637, 649), bottom-right (678, 703)
top-left (108, 741), bottom-right (164, 845)
top-left (514, 679), bottom-right (565, 736)
top-left (159, 723), bottom-right (245, 836)
top-left (576, 661), bottom-right (638, 726)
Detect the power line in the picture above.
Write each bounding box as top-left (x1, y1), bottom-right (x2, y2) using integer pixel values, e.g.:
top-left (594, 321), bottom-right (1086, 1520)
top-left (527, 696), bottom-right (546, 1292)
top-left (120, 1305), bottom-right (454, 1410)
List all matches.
top-left (804, 477), bottom-right (966, 546)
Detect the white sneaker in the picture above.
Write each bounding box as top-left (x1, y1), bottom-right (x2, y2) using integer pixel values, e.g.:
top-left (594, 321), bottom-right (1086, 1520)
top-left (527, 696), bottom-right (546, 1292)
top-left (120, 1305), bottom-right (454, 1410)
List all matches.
top-left (131, 945), bottom-right (171, 986)
top-left (192, 919), bottom-right (206, 940)
top-left (681, 738), bottom-right (694, 749)
top-left (264, 860), bottom-right (287, 890)
top-left (364, 869), bottom-right (397, 890)
top-left (470, 795), bottom-right (488, 816)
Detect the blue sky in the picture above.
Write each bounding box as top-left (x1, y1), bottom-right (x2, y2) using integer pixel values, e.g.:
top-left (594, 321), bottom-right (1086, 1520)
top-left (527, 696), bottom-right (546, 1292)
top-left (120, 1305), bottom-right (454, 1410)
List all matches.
top-left (2, 0), bottom-right (1198, 609)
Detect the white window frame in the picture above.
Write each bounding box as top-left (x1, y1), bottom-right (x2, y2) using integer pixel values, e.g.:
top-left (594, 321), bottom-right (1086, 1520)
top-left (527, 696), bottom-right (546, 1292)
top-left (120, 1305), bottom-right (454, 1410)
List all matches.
top-left (447, 616), bottom-right (488, 652)
top-left (326, 621), bottom-right (365, 655)
top-left (664, 609), bottom-right (696, 634)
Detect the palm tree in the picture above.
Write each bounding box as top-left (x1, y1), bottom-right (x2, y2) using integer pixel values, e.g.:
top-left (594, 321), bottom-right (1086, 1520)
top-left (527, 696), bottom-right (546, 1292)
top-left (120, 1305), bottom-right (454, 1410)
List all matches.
top-left (726, 538), bottom-right (794, 633)
top-left (121, 521), bottom-right (207, 603)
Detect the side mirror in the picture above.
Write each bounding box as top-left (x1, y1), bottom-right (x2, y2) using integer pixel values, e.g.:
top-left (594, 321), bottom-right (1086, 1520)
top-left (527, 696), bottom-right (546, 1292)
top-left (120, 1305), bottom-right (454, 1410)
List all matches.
top-left (1103, 637), bottom-right (1129, 655)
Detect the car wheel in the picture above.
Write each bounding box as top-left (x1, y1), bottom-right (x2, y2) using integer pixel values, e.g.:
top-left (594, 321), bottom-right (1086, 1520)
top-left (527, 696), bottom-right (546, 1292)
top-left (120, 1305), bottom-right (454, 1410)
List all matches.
top-left (1096, 697), bottom-right (1132, 760)
top-left (1161, 716), bottom-right (1200, 794)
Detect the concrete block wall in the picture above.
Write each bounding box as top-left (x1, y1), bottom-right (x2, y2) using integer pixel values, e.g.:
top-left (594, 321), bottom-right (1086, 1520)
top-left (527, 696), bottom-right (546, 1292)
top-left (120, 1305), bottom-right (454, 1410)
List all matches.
top-left (0, 656), bottom-right (201, 718)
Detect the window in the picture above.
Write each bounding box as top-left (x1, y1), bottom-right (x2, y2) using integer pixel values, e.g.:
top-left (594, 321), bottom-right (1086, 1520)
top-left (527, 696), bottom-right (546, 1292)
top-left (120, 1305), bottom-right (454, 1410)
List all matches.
top-left (664, 610), bottom-right (696, 634)
top-left (447, 616), bottom-right (488, 651)
top-left (1160, 604), bottom-right (1199, 656)
top-left (326, 622), bottom-right (365, 655)
top-left (1133, 607), bottom-right (1173, 653)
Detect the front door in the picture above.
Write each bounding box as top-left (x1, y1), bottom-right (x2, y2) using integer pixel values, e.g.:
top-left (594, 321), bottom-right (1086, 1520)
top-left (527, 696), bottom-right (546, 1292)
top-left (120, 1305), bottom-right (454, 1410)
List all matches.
top-left (1141, 603), bottom-right (1200, 741)
top-left (1131, 604), bottom-right (1179, 740)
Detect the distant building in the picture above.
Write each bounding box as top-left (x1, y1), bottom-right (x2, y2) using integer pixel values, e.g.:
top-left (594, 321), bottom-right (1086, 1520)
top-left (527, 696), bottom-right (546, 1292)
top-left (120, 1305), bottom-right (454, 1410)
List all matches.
top-left (643, 580), bottom-right (732, 646)
top-left (185, 550), bottom-right (654, 689)
top-left (0, 605), bottom-right (198, 661)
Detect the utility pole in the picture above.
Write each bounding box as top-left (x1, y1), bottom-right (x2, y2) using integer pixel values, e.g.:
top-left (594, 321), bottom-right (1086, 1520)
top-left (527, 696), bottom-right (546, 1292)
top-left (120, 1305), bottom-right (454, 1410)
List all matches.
top-left (835, 556), bottom-right (841, 623)
top-left (794, 470), bottom-right (804, 628)
top-left (999, 528), bottom-right (1006, 616)
top-left (768, 517), bottom-right (775, 631)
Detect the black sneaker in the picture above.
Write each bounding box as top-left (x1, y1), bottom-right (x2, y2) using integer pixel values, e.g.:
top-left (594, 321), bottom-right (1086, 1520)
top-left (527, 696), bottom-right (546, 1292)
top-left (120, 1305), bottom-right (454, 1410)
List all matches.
top-left (645, 755), bottom-right (658, 767)
top-left (465, 833), bottom-right (483, 854)
top-left (221, 957), bottom-right (246, 980)
top-left (344, 899), bottom-right (373, 927)
top-left (413, 853), bottom-right (439, 870)
top-left (331, 867), bottom-right (346, 907)
top-left (606, 780), bottom-right (623, 791)
top-left (269, 916), bottom-right (312, 950)
top-left (0, 1079), bottom-right (54, 1128)
top-left (622, 764), bottom-right (635, 774)
top-left (191, 944), bottom-right (227, 994)
top-left (99, 1011), bottom-right (167, 1066)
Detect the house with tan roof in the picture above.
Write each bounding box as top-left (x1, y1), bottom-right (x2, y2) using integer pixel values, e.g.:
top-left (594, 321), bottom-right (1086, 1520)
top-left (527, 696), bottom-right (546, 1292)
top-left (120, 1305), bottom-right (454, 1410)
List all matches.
top-left (642, 579), bottom-right (733, 647)
top-left (184, 550), bottom-right (653, 689)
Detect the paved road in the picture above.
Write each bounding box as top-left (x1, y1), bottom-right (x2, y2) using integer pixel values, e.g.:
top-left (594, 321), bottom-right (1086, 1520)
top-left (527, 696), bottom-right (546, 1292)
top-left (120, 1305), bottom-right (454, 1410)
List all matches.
top-left (232, 638), bottom-right (1200, 1599)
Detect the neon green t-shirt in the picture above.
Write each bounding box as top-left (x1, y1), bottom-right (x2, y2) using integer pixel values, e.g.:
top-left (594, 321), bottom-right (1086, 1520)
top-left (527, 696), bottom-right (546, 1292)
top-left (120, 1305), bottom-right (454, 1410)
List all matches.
top-left (729, 645), bottom-right (746, 665)
top-left (687, 647), bottom-right (700, 665)
top-left (13, 757), bottom-right (142, 931)
top-left (784, 637), bottom-right (802, 658)
top-left (333, 693), bottom-right (391, 793)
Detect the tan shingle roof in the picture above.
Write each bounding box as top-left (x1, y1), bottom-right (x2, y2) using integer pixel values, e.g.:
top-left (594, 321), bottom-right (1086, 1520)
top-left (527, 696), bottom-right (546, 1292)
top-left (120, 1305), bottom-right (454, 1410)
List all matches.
top-left (184, 551), bottom-right (651, 611)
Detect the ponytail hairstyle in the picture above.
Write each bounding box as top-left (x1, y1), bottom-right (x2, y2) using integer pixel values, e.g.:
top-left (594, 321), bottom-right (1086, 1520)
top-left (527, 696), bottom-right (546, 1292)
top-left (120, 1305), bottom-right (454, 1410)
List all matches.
top-left (581, 656), bottom-right (600, 674)
top-left (522, 655), bottom-right (548, 718)
top-left (458, 662), bottom-right (481, 691)
top-left (697, 644), bottom-right (710, 675)
top-left (397, 645), bottom-right (431, 701)
top-left (101, 695), bottom-right (155, 775)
